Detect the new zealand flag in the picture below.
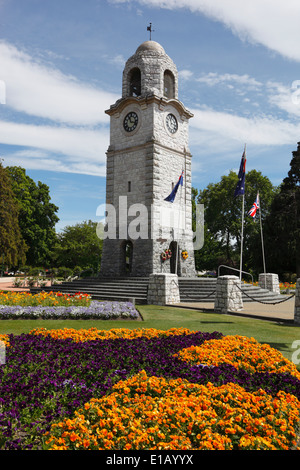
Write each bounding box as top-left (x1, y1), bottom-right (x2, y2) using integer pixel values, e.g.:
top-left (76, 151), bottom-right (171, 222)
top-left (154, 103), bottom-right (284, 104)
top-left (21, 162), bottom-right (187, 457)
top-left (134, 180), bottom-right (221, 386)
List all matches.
top-left (164, 170), bottom-right (184, 203)
top-left (234, 150), bottom-right (246, 197)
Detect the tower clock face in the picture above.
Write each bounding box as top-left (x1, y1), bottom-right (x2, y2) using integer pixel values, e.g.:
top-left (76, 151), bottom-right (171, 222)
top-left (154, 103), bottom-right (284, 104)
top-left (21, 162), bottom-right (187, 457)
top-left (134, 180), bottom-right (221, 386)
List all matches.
top-left (123, 112), bottom-right (139, 132)
top-left (166, 113), bottom-right (178, 134)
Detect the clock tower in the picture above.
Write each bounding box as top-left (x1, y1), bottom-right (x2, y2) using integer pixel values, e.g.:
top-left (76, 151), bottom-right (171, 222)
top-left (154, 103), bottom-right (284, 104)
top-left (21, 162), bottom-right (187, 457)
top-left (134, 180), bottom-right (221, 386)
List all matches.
top-left (100, 40), bottom-right (196, 277)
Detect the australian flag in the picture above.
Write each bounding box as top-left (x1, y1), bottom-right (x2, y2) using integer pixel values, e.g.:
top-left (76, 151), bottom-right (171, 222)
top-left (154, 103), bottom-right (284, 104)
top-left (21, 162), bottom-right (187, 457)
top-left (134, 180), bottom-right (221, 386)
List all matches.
top-left (164, 170), bottom-right (184, 203)
top-left (248, 192), bottom-right (260, 219)
top-left (234, 149), bottom-right (246, 197)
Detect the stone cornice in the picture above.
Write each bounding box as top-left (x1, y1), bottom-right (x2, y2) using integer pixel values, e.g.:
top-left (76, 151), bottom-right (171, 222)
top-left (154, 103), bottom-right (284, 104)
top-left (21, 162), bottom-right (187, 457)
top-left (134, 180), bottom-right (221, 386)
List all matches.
top-left (105, 94), bottom-right (193, 120)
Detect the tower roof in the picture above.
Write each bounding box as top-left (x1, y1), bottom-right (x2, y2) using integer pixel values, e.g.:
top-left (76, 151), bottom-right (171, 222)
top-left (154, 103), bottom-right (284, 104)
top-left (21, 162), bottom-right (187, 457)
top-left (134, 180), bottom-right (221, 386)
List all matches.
top-left (135, 40), bottom-right (165, 54)
top-left (119, 40), bottom-right (181, 101)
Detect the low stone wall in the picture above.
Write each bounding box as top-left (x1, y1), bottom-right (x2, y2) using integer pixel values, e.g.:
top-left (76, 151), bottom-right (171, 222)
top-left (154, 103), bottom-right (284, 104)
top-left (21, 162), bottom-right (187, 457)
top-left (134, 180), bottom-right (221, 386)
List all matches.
top-left (259, 273), bottom-right (280, 294)
top-left (294, 278), bottom-right (300, 324)
top-left (214, 275), bottom-right (243, 314)
top-left (147, 273), bottom-right (180, 305)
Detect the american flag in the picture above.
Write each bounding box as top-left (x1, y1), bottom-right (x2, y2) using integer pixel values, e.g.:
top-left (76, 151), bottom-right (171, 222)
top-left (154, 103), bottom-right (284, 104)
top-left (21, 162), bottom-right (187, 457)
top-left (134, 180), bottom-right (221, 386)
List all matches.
top-left (248, 192), bottom-right (260, 219)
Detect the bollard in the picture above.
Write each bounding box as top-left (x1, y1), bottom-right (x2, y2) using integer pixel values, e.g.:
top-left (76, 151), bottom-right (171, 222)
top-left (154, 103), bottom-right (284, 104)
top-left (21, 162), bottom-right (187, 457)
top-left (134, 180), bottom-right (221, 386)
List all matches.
top-left (147, 273), bottom-right (180, 305)
top-left (214, 275), bottom-right (243, 314)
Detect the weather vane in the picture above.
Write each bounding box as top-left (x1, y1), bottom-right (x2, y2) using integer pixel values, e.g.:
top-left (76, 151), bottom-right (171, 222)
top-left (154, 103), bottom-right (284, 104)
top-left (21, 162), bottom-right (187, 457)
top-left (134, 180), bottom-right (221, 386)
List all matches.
top-left (147, 23), bottom-right (154, 40)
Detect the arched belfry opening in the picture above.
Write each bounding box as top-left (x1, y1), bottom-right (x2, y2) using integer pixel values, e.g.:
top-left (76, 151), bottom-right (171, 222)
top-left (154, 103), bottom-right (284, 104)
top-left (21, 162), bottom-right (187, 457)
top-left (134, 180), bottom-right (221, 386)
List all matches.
top-left (129, 68), bottom-right (141, 97)
top-left (164, 70), bottom-right (175, 99)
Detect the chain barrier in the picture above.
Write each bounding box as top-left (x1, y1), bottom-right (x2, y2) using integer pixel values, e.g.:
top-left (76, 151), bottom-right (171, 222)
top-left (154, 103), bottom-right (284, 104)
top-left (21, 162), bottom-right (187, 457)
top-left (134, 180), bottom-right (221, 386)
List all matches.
top-left (172, 279), bottom-right (295, 305)
top-left (236, 283), bottom-right (295, 305)
top-left (171, 279), bottom-right (216, 301)
top-left (170, 277), bottom-right (296, 306)
top-left (180, 289), bottom-right (216, 301)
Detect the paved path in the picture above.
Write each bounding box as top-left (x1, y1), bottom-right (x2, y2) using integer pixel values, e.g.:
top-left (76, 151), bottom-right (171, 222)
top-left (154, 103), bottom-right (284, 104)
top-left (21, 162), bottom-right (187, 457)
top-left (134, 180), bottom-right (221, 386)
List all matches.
top-left (0, 277), bottom-right (29, 291)
top-left (176, 296), bottom-right (295, 323)
top-left (0, 277), bottom-right (53, 292)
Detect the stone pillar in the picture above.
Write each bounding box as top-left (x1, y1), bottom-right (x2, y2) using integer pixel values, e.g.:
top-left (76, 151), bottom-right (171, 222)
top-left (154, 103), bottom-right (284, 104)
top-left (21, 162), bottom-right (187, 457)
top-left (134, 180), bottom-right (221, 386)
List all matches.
top-left (259, 273), bottom-right (280, 294)
top-left (147, 273), bottom-right (180, 305)
top-left (214, 275), bottom-right (243, 314)
top-left (294, 279), bottom-right (300, 324)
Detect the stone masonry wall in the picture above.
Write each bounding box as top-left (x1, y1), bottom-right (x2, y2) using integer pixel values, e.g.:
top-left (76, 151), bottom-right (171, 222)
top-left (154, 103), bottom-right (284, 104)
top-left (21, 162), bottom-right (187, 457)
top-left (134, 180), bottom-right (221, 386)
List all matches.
top-left (214, 275), bottom-right (243, 314)
top-left (259, 273), bottom-right (280, 294)
top-left (147, 273), bottom-right (180, 305)
top-left (122, 41), bottom-right (178, 99)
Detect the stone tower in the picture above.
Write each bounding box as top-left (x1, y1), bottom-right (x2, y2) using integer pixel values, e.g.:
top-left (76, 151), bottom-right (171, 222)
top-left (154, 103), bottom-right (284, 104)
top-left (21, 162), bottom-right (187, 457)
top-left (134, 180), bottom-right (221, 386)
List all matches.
top-left (100, 40), bottom-right (196, 277)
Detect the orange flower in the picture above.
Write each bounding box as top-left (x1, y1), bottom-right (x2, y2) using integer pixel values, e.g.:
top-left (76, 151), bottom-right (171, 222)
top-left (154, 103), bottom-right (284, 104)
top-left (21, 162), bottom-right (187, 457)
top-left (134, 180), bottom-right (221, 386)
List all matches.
top-left (69, 432), bottom-right (79, 442)
top-left (44, 371), bottom-right (300, 451)
top-left (175, 335), bottom-right (300, 380)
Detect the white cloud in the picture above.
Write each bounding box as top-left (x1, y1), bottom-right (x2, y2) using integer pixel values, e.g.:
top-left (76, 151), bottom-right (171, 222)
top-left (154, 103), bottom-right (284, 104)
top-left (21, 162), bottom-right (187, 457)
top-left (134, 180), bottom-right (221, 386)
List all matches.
top-left (196, 72), bottom-right (262, 89)
top-left (107, 54), bottom-right (126, 69)
top-left (3, 152), bottom-right (106, 176)
top-left (0, 120), bottom-right (109, 175)
top-left (190, 107), bottom-right (300, 147)
top-left (0, 41), bottom-right (118, 125)
top-left (266, 80), bottom-right (300, 118)
top-left (179, 69), bottom-right (194, 80)
top-left (0, 41), bottom-right (115, 175)
top-left (113, 0), bottom-right (300, 62)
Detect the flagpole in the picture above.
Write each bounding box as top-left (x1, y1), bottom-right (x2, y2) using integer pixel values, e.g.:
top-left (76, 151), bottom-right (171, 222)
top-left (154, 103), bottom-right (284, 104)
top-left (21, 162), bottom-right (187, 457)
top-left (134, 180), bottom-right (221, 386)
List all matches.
top-left (239, 143), bottom-right (246, 282)
top-left (165, 170), bottom-right (184, 275)
top-left (240, 193), bottom-right (245, 281)
top-left (258, 193), bottom-right (267, 288)
top-left (175, 168), bottom-right (184, 275)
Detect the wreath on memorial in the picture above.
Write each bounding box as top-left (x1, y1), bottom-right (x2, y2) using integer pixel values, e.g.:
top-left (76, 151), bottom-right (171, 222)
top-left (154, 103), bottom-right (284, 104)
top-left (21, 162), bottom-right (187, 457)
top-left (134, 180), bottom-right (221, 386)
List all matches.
top-left (181, 250), bottom-right (188, 260)
top-left (161, 249), bottom-right (172, 262)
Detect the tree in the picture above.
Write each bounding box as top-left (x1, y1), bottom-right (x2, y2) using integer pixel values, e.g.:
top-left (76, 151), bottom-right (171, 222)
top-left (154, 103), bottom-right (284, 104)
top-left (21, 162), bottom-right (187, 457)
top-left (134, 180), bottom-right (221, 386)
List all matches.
top-left (196, 170), bottom-right (276, 276)
top-left (264, 143), bottom-right (300, 279)
top-left (0, 162), bottom-right (27, 267)
top-left (52, 220), bottom-right (103, 273)
top-left (192, 188), bottom-right (224, 272)
top-left (6, 166), bottom-right (59, 267)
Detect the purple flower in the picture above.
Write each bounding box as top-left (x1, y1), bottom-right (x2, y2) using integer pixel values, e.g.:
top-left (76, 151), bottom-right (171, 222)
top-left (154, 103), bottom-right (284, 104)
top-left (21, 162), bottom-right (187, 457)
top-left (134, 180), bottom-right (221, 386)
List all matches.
top-left (0, 301), bottom-right (140, 319)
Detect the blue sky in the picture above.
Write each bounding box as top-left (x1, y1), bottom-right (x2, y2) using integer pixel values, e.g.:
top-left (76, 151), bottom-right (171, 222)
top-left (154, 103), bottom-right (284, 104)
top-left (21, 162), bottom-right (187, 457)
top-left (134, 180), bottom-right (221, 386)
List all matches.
top-left (1, 0), bottom-right (300, 231)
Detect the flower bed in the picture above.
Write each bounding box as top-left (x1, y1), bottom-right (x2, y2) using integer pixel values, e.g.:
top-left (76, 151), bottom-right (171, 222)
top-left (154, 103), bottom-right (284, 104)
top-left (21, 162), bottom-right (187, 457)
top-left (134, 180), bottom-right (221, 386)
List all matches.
top-left (45, 371), bottom-right (300, 451)
top-left (175, 335), bottom-right (300, 378)
top-left (0, 291), bottom-right (91, 307)
top-left (0, 328), bottom-right (300, 450)
top-left (0, 299), bottom-right (140, 320)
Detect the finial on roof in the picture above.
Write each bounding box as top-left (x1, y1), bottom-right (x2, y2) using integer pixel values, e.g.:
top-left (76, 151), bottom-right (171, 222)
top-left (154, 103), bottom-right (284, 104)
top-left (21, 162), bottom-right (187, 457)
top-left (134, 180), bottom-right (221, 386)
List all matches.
top-left (147, 22), bottom-right (154, 40)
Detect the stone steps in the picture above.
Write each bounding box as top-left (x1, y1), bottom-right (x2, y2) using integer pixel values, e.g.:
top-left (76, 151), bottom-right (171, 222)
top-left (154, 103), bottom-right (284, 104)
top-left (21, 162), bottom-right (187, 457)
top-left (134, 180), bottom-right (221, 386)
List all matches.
top-left (30, 277), bottom-right (149, 303)
top-left (178, 278), bottom-right (285, 303)
top-left (30, 276), bottom-right (286, 305)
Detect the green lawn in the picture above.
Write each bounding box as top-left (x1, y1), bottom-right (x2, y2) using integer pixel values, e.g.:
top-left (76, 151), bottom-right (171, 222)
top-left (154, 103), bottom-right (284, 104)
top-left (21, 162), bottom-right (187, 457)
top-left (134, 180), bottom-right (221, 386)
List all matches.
top-left (0, 304), bottom-right (300, 363)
